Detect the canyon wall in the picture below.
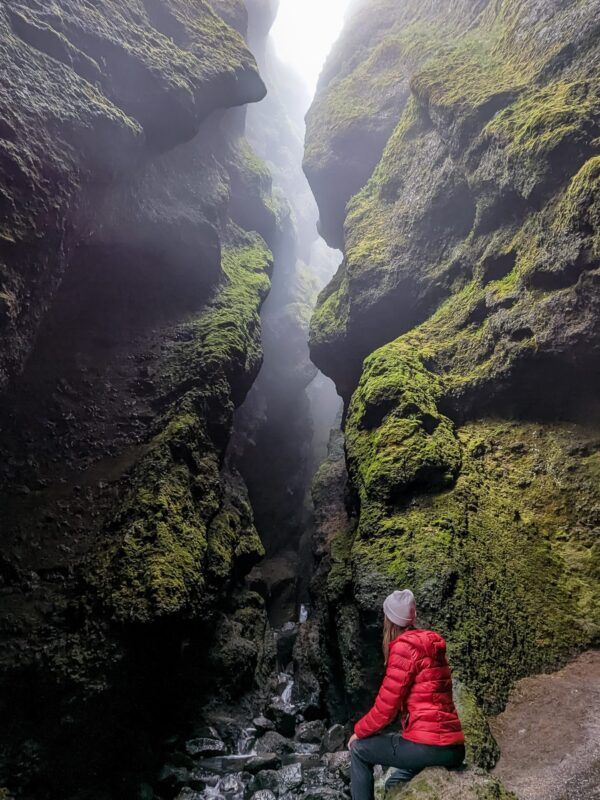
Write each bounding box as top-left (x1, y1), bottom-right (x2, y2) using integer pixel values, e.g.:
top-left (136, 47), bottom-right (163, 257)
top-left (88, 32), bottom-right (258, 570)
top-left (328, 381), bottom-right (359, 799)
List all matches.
top-left (0, 1), bottom-right (281, 794)
top-left (305, 0), bottom-right (600, 746)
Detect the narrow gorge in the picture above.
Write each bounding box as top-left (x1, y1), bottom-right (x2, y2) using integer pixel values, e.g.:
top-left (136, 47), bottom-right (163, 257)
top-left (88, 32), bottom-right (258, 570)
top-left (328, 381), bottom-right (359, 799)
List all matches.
top-left (0, 2), bottom-right (599, 800)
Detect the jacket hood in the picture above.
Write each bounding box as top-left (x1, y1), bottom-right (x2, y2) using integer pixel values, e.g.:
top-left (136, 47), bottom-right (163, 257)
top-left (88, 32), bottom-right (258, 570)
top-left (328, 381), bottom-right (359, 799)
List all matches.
top-left (396, 628), bottom-right (447, 660)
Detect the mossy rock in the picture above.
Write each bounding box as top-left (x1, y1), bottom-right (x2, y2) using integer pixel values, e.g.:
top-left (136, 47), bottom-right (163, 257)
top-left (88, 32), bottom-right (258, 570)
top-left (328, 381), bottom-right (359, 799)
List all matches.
top-left (88, 229), bottom-right (273, 623)
top-left (384, 767), bottom-right (517, 800)
top-left (308, 0), bottom-right (600, 393)
top-left (453, 681), bottom-right (499, 770)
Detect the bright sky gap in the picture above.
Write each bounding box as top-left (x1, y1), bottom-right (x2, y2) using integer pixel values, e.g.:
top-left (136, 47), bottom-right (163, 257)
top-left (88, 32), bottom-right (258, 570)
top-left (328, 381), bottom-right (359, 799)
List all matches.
top-left (270, 0), bottom-right (352, 94)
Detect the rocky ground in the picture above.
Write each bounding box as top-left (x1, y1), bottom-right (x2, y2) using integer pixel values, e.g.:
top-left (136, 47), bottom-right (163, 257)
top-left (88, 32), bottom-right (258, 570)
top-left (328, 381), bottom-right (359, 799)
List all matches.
top-left (491, 650), bottom-right (600, 800)
top-left (148, 612), bottom-right (514, 800)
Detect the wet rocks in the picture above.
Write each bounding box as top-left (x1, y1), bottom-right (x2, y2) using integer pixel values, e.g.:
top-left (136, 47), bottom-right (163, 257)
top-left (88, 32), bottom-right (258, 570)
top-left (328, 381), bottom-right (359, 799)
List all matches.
top-left (295, 721), bottom-right (326, 744)
top-left (266, 698), bottom-right (298, 737)
top-left (323, 752), bottom-right (352, 783)
top-left (322, 725), bottom-right (346, 754)
top-left (255, 732), bottom-right (294, 755)
top-left (253, 716), bottom-right (276, 734)
top-left (185, 736), bottom-right (228, 758)
top-left (157, 683), bottom-right (354, 800)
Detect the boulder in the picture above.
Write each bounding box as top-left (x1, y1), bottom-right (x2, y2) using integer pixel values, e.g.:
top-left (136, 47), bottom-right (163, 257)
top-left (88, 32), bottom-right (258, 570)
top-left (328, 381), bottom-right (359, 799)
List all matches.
top-left (243, 755), bottom-right (283, 775)
top-left (250, 792), bottom-right (277, 800)
top-left (266, 698), bottom-right (298, 738)
top-left (385, 767), bottom-right (517, 799)
top-left (175, 789), bottom-right (203, 800)
top-left (295, 720), bottom-right (326, 744)
top-left (276, 623), bottom-right (299, 668)
top-left (197, 754), bottom-right (281, 775)
top-left (185, 737), bottom-right (227, 758)
top-left (253, 716), bottom-right (276, 734)
top-left (255, 731), bottom-right (295, 755)
top-left (323, 751), bottom-right (351, 783)
top-left (278, 762), bottom-right (303, 791)
top-left (247, 768), bottom-right (280, 795)
top-left (322, 724), bottom-right (346, 754)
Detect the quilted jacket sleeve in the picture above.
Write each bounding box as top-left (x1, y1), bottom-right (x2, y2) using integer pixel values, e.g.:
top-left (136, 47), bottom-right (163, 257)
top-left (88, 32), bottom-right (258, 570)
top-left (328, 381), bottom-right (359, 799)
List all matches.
top-left (354, 640), bottom-right (417, 739)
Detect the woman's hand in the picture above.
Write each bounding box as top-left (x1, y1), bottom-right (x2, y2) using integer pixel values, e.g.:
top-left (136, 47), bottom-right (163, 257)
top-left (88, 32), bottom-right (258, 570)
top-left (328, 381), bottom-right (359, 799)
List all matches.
top-left (347, 733), bottom-right (359, 750)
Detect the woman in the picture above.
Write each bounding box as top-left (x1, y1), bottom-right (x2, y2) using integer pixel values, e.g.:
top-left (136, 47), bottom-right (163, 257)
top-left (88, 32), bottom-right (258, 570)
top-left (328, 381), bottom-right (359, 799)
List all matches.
top-left (347, 590), bottom-right (465, 800)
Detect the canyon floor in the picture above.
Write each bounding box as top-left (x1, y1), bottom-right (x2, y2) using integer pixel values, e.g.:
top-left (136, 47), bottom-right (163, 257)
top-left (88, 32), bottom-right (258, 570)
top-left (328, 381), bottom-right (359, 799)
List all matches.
top-left (491, 651), bottom-right (600, 800)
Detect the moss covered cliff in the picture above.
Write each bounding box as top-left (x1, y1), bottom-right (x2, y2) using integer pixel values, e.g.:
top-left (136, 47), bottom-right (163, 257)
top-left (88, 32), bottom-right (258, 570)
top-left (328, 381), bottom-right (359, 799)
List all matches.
top-left (305, 0), bottom-right (600, 749)
top-left (0, 1), bottom-right (283, 795)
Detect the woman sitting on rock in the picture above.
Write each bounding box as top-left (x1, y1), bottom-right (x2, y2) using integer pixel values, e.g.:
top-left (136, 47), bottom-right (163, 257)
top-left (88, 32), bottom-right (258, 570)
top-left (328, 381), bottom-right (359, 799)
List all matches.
top-left (347, 589), bottom-right (465, 799)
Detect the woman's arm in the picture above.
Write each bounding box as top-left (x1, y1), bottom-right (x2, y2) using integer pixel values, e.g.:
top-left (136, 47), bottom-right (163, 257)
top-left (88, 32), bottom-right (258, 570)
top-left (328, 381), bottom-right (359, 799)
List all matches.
top-left (354, 642), bottom-right (416, 739)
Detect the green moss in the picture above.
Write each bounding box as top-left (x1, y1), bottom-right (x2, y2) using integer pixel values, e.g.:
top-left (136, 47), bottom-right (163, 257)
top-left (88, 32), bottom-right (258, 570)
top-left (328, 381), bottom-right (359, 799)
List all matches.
top-left (350, 420), bottom-right (600, 712)
top-left (90, 230), bottom-right (272, 623)
top-left (89, 414), bottom-right (217, 622)
top-left (327, 527), bottom-right (356, 603)
top-left (346, 344), bottom-right (461, 503)
top-left (485, 81), bottom-right (600, 159)
top-left (556, 156), bottom-right (600, 254)
top-left (387, 767), bottom-right (518, 799)
top-left (453, 681), bottom-right (499, 769)
top-left (411, 31), bottom-right (528, 115)
top-left (206, 474), bottom-right (265, 583)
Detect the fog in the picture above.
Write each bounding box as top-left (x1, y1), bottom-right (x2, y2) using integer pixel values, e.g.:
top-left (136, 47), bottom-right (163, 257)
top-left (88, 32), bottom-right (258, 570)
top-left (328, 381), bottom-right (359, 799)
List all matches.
top-left (271, 0), bottom-right (353, 93)
top-left (230, 1), bottom-right (345, 616)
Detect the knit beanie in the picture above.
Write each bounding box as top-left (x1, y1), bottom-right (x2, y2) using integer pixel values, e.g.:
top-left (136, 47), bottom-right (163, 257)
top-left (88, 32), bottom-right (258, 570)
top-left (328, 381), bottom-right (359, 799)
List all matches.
top-left (383, 589), bottom-right (416, 627)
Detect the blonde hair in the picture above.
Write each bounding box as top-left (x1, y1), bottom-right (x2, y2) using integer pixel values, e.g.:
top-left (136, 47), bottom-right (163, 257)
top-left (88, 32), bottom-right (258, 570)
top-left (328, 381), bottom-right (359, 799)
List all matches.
top-left (383, 615), bottom-right (407, 664)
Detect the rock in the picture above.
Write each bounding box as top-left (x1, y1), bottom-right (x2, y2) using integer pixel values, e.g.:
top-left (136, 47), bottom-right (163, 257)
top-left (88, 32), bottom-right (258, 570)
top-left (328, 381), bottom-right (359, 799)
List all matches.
top-left (323, 751), bottom-right (351, 783)
top-left (266, 698), bottom-right (298, 738)
top-left (295, 720), bottom-right (326, 744)
top-left (278, 762), bottom-right (303, 791)
top-left (322, 724), bottom-right (346, 754)
top-left (219, 774), bottom-right (246, 794)
top-left (197, 754), bottom-right (281, 775)
top-left (453, 680), bottom-right (498, 769)
top-left (275, 623), bottom-right (299, 667)
top-left (247, 769), bottom-right (280, 795)
top-left (157, 764), bottom-right (191, 791)
top-left (281, 753), bottom-right (322, 768)
top-left (253, 716), bottom-right (276, 734)
top-left (185, 737), bottom-right (227, 758)
top-left (292, 742), bottom-right (320, 755)
top-left (250, 793), bottom-right (277, 800)
top-left (302, 765), bottom-right (345, 792)
top-left (300, 790), bottom-right (345, 800)
top-left (244, 755), bottom-right (283, 775)
top-left (255, 731), bottom-right (294, 755)
top-left (175, 790), bottom-right (203, 800)
top-left (385, 767), bottom-right (517, 799)
top-left (191, 725), bottom-right (220, 740)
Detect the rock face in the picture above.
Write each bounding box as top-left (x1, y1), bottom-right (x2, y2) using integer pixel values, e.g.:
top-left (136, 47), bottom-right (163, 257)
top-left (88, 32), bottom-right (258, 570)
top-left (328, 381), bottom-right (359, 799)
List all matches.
top-left (0, 1), bottom-right (284, 796)
top-left (304, 0), bottom-right (600, 744)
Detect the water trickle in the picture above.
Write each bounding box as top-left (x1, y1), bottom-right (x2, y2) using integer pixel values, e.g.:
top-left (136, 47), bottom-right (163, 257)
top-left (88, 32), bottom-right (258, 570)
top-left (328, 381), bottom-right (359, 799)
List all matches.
top-left (278, 671), bottom-right (295, 705)
top-left (236, 727), bottom-right (257, 756)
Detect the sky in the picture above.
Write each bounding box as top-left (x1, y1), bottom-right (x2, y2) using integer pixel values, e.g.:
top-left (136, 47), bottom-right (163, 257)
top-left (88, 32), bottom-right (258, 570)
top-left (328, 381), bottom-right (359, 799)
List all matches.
top-left (270, 0), bottom-right (352, 94)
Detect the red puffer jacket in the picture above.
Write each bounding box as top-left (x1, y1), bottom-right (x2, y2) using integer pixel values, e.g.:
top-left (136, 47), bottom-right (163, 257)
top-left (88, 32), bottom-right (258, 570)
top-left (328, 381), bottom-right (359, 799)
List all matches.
top-left (354, 628), bottom-right (464, 746)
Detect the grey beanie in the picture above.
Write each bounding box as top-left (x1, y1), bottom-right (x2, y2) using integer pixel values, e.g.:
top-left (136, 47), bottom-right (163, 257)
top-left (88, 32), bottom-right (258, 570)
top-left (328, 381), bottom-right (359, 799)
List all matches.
top-left (383, 589), bottom-right (416, 627)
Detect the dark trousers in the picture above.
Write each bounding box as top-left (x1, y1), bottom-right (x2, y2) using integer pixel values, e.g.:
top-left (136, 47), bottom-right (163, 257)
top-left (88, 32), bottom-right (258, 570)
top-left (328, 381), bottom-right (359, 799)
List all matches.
top-left (350, 733), bottom-right (465, 800)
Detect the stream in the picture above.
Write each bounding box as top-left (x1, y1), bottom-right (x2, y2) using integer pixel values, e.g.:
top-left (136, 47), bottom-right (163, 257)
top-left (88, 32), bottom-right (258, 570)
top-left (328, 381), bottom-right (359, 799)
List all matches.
top-left (153, 604), bottom-right (352, 800)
